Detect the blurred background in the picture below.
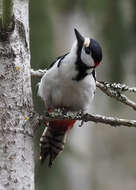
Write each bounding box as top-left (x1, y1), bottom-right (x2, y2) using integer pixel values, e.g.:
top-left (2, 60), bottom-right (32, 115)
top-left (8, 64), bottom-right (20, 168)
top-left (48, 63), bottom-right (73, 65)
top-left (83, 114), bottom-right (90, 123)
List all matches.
top-left (30, 0), bottom-right (136, 190)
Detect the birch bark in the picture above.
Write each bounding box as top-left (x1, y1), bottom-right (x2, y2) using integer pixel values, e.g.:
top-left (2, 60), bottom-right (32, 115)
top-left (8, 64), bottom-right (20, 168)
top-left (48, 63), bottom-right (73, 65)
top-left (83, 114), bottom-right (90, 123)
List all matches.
top-left (0, 0), bottom-right (34, 189)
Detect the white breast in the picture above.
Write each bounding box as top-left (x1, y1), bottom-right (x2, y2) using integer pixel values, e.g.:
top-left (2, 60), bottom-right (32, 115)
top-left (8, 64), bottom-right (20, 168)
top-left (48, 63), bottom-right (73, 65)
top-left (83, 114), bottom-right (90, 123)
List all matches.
top-left (38, 58), bottom-right (96, 112)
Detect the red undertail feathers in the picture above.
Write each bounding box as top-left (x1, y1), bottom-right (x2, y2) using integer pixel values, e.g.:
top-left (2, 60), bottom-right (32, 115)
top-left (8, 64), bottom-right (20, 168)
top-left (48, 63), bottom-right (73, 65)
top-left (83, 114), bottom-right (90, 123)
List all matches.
top-left (40, 119), bottom-right (76, 167)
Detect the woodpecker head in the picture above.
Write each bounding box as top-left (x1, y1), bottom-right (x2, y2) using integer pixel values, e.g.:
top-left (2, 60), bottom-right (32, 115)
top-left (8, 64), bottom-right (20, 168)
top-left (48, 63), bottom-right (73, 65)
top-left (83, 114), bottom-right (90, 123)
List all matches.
top-left (73, 28), bottom-right (102, 68)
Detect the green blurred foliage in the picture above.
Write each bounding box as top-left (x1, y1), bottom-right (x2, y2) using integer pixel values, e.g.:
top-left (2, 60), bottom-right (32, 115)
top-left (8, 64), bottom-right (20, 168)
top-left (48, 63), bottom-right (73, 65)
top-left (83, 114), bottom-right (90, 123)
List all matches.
top-left (30, 0), bottom-right (53, 70)
top-left (132, 0), bottom-right (136, 41)
top-left (101, 1), bottom-right (129, 82)
top-left (81, 0), bottom-right (110, 13)
top-left (35, 156), bottom-right (69, 190)
top-left (51, 0), bottom-right (78, 13)
top-left (30, 0), bottom-right (53, 113)
top-left (131, 0), bottom-right (136, 73)
top-left (29, 1), bottom-right (57, 190)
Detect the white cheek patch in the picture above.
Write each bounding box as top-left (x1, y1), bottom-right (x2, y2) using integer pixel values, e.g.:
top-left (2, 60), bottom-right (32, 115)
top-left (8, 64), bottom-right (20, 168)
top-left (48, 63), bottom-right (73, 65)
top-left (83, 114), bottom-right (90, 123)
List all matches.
top-left (84, 38), bottom-right (90, 47)
top-left (82, 38), bottom-right (95, 67)
top-left (81, 48), bottom-right (94, 67)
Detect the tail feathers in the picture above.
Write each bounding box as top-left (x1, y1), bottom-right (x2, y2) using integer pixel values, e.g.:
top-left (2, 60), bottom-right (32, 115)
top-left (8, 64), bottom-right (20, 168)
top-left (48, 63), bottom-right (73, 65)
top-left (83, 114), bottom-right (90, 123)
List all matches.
top-left (40, 123), bottom-right (69, 167)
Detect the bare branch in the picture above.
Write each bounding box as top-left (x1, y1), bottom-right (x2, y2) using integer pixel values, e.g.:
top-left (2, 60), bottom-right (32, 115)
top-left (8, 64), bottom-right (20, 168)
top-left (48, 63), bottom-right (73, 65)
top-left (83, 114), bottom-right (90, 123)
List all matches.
top-left (99, 81), bottom-right (136, 93)
top-left (96, 81), bottom-right (136, 111)
top-left (32, 111), bottom-right (136, 128)
top-left (31, 68), bottom-right (46, 77)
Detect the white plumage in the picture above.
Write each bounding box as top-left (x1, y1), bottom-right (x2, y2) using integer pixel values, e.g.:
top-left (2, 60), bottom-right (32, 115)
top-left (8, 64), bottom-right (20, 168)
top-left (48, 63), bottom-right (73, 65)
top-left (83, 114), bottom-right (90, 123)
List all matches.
top-left (38, 41), bottom-right (96, 112)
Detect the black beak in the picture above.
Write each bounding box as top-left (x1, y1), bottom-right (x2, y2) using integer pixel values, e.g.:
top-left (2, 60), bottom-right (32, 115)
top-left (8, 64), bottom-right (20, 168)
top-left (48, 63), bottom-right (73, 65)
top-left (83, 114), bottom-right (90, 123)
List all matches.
top-left (74, 28), bottom-right (84, 45)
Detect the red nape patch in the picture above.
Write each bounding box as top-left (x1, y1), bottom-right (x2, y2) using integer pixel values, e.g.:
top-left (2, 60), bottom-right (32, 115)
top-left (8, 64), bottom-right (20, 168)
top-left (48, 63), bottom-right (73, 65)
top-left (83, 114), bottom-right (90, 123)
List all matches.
top-left (49, 120), bottom-right (76, 131)
top-left (95, 62), bottom-right (100, 67)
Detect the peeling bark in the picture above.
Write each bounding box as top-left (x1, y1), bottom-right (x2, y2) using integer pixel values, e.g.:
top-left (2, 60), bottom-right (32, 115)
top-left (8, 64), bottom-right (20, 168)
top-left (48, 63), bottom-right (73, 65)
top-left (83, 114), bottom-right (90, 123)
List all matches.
top-left (0, 0), bottom-right (34, 189)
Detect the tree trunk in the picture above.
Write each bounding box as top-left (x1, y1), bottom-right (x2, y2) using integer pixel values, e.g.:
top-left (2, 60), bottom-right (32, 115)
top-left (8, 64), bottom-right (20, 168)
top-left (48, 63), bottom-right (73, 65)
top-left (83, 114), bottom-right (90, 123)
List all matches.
top-left (0, 0), bottom-right (34, 189)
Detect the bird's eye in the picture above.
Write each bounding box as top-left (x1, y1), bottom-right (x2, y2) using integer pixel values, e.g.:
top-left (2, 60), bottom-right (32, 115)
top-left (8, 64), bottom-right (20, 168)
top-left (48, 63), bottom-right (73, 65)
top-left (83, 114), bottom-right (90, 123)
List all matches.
top-left (84, 47), bottom-right (91, 54)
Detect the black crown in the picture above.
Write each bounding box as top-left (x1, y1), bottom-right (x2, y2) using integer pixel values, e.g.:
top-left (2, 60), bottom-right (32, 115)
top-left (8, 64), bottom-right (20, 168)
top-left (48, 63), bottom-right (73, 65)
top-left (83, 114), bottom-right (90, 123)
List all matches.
top-left (90, 39), bottom-right (102, 63)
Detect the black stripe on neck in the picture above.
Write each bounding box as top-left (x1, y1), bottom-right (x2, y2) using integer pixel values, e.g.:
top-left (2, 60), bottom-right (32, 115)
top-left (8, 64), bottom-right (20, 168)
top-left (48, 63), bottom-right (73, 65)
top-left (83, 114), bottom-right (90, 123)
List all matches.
top-left (73, 44), bottom-right (95, 81)
top-left (92, 69), bottom-right (96, 81)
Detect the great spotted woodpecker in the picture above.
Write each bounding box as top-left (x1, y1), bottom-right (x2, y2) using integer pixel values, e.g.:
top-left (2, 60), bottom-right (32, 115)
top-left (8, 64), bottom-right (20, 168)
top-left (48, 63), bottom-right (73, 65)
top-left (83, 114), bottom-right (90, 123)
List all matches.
top-left (38, 28), bottom-right (102, 167)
